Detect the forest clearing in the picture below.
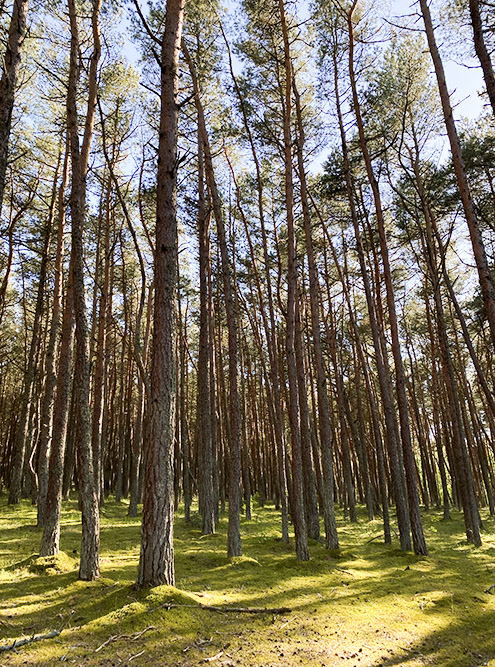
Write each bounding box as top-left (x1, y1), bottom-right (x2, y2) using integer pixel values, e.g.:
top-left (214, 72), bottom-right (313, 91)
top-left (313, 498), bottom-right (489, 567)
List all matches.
top-left (0, 499), bottom-right (494, 666)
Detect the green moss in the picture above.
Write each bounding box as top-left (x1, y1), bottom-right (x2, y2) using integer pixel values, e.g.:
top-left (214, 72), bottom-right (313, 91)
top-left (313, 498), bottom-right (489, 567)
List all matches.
top-left (0, 500), bottom-right (494, 666)
top-left (228, 555), bottom-right (260, 567)
top-left (29, 552), bottom-right (77, 574)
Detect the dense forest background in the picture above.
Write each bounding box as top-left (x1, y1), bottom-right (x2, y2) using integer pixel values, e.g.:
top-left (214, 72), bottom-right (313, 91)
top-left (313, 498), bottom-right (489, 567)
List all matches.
top-left (1, 0), bottom-right (495, 588)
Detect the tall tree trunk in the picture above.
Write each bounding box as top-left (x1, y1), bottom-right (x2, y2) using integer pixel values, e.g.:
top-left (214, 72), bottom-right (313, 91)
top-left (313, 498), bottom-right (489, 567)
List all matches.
top-left (37, 144), bottom-right (69, 527)
top-left (468, 0), bottom-right (495, 116)
top-left (39, 262), bottom-right (75, 556)
top-left (293, 76), bottom-right (339, 548)
top-left (331, 42), bottom-right (408, 550)
top-left (196, 133), bottom-right (215, 534)
top-left (347, 4), bottom-right (427, 555)
top-left (420, 0), bottom-right (495, 350)
top-left (137, 0), bottom-right (185, 589)
top-left (183, 40), bottom-right (242, 557)
top-left (0, 0), bottom-right (29, 216)
top-left (67, 0), bottom-right (100, 581)
top-left (278, 0), bottom-right (309, 561)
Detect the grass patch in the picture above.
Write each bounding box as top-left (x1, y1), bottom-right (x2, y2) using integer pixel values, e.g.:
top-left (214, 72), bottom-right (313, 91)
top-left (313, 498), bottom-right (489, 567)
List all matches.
top-left (0, 497), bottom-right (494, 666)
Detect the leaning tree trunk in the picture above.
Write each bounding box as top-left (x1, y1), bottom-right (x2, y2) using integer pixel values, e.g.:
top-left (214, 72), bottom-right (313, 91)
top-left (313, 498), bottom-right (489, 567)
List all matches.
top-left (420, 0), bottom-right (495, 351)
top-left (468, 0), bottom-right (495, 117)
top-left (136, 0), bottom-right (185, 589)
top-left (37, 145), bottom-right (69, 528)
top-left (331, 43), bottom-right (408, 550)
top-left (347, 4), bottom-right (427, 555)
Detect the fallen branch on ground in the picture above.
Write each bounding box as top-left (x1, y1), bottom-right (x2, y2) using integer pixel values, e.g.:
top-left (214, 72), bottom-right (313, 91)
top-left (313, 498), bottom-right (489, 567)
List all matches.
top-left (0, 630), bottom-right (60, 653)
top-left (201, 604), bottom-right (291, 614)
top-left (203, 651), bottom-right (224, 662)
top-left (149, 601), bottom-right (291, 615)
top-left (147, 602), bottom-right (292, 614)
top-left (94, 626), bottom-right (155, 653)
top-left (484, 584), bottom-right (495, 594)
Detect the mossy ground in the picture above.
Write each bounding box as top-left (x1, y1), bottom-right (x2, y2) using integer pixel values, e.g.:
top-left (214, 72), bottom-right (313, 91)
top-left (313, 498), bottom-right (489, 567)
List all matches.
top-left (0, 498), bottom-right (494, 666)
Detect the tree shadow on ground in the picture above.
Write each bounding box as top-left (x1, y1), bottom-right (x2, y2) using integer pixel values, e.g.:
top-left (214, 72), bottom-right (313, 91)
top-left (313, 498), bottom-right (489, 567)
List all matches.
top-left (0, 499), bottom-right (494, 666)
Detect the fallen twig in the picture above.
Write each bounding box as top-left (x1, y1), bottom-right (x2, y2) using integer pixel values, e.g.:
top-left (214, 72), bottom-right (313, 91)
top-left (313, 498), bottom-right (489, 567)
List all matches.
top-left (484, 584), bottom-right (495, 594)
top-left (0, 630), bottom-right (60, 653)
top-left (130, 626), bottom-right (155, 641)
top-left (0, 617), bottom-right (14, 627)
top-left (203, 651), bottom-right (224, 662)
top-left (149, 602), bottom-right (291, 615)
top-left (94, 626), bottom-right (155, 653)
top-left (201, 605), bottom-right (291, 614)
top-left (128, 649), bottom-right (145, 661)
top-left (94, 634), bottom-right (121, 653)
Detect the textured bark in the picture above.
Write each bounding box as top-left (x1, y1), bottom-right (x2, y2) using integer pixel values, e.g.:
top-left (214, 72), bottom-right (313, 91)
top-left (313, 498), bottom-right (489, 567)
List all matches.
top-left (196, 135), bottom-right (215, 535)
top-left (294, 295), bottom-right (320, 540)
top-left (468, 0), bottom-right (495, 116)
top-left (37, 146), bottom-right (69, 528)
top-left (0, 0), bottom-right (29, 215)
top-left (279, 0), bottom-right (309, 561)
top-left (137, 0), bottom-right (185, 589)
top-left (39, 263), bottom-right (75, 556)
top-left (67, 0), bottom-right (100, 581)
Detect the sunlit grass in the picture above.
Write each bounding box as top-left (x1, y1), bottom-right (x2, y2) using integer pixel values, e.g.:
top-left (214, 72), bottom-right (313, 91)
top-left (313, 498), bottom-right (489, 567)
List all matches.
top-left (0, 496), bottom-right (494, 666)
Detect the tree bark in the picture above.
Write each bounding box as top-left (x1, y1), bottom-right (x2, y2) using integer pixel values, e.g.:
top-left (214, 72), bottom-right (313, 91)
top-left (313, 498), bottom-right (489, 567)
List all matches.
top-left (67, 0), bottom-right (100, 581)
top-left (278, 0), bottom-right (309, 561)
top-left (331, 40), bottom-right (408, 549)
top-left (0, 0), bottom-right (29, 216)
top-left (347, 4), bottom-right (427, 555)
top-left (183, 40), bottom-right (242, 557)
top-left (37, 145), bottom-right (69, 527)
top-left (420, 0), bottom-right (495, 351)
top-left (137, 0), bottom-right (185, 589)
top-left (468, 0), bottom-right (495, 116)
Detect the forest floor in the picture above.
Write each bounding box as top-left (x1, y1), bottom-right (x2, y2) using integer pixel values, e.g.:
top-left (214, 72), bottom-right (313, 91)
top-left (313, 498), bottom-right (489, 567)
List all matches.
top-left (0, 498), bottom-right (494, 667)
